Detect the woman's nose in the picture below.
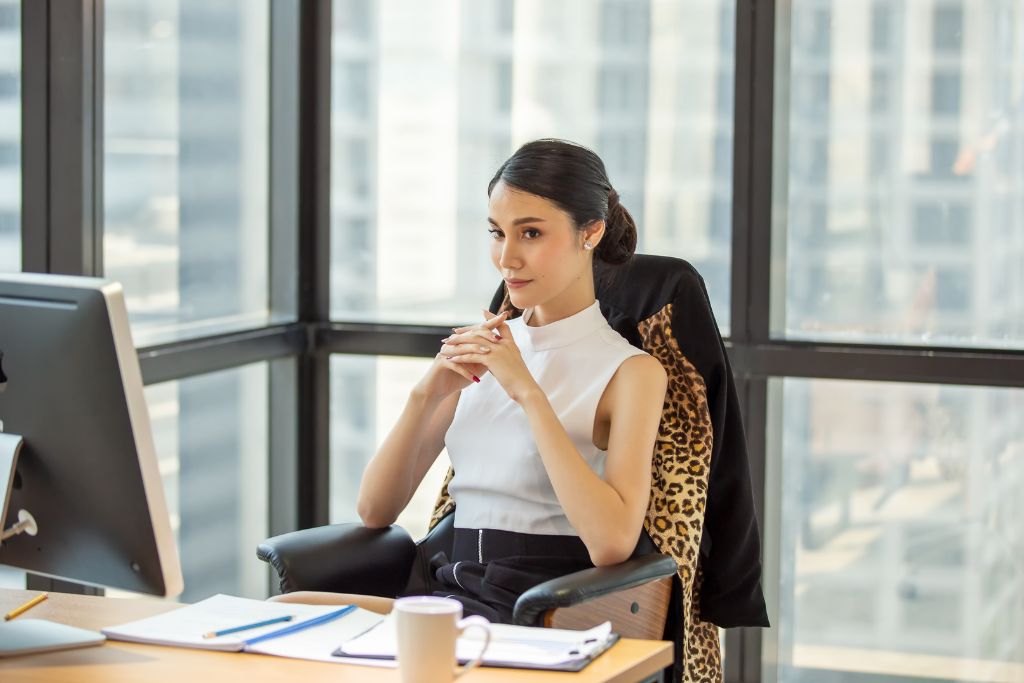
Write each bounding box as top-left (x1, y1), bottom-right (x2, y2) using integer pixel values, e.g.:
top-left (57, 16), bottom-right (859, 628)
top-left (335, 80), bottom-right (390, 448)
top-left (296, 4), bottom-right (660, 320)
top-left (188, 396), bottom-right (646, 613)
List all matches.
top-left (498, 241), bottom-right (521, 268)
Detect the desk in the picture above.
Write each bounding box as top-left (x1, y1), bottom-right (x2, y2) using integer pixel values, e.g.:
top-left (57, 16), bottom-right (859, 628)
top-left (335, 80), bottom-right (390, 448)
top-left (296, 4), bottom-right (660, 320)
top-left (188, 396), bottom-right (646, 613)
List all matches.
top-left (0, 589), bottom-right (672, 682)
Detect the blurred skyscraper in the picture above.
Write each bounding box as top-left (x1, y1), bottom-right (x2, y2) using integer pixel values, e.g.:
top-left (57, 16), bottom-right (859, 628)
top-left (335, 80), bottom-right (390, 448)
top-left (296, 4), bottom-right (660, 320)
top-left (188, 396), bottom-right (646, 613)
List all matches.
top-left (0, 0), bottom-right (18, 273)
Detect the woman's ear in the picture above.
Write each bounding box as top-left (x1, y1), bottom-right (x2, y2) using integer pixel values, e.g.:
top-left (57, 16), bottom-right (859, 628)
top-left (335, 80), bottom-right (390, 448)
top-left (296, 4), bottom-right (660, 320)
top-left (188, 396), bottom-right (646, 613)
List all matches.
top-left (583, 220), bottom-right (606, 249)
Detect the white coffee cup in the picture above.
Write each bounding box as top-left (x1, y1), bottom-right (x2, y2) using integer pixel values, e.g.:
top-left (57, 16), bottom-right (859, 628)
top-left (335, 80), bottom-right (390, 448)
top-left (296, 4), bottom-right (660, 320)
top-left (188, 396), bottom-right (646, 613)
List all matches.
top-left (394, 596), bottom-right (491, 683)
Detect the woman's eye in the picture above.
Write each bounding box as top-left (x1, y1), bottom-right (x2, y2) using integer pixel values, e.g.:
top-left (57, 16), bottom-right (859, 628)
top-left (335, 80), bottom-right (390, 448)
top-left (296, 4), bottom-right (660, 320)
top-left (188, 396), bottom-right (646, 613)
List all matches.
top-left (488, 229), bottom-right (504, 240)
top-left (523, 229), bottom-right (541, 239)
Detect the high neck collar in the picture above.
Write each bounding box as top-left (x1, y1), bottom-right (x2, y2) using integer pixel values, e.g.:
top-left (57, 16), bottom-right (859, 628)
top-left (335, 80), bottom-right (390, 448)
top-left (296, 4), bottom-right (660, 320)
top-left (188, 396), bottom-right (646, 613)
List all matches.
top-left (516, 300), bottom-right (605, 351)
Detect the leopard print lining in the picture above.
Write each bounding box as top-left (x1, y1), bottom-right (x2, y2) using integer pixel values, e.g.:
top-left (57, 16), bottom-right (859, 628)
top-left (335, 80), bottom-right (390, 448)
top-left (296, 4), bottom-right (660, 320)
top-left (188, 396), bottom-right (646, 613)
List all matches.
top-left (429, 302), bottom-right (721, 682)
top-left (429, 467), bottom-right (456, 530)
top-left (639, 303), bottom-right (720, 682)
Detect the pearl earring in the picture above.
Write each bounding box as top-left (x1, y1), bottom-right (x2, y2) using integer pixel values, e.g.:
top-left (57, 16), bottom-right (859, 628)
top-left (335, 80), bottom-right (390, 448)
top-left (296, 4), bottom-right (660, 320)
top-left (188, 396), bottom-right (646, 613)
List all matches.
top-left (584, 242), bottom-right (594, 250)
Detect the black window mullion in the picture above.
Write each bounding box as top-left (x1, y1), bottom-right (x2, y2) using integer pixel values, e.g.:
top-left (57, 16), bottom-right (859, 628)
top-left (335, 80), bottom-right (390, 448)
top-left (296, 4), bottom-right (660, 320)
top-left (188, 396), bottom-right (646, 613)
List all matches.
top-left (21, 0), bottom-right (103, 277)
top-left (730, 0), bottom-right (755, 346)
top-left (20, 0), bottom-right (48, 272)
top-left (296, 0), bottom-right (332, 530)
top-left (729, 0), bottom-right (777, 681)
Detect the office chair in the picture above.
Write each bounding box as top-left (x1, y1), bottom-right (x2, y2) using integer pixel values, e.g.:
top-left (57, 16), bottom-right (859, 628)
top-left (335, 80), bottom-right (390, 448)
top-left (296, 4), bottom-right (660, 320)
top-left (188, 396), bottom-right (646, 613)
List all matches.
top-left (258, 255), bottom-right (767, 682)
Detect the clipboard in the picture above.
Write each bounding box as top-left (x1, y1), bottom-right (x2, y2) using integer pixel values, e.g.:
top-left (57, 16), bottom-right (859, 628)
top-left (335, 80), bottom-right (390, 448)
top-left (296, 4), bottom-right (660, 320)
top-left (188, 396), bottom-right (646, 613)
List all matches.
top-left (333, 616), bottom-right (620, 672)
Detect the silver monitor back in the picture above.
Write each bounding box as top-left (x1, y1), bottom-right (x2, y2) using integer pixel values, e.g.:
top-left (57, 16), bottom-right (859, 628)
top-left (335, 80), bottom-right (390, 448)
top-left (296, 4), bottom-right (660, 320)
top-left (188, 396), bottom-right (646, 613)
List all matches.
top-left (0, 273), bottom-right (183, 597)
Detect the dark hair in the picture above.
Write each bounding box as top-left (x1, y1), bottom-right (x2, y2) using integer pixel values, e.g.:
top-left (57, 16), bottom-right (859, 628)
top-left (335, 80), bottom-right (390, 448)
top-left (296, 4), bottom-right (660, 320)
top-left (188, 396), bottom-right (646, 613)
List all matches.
top-left (488, 139), bottom-right (637, 316)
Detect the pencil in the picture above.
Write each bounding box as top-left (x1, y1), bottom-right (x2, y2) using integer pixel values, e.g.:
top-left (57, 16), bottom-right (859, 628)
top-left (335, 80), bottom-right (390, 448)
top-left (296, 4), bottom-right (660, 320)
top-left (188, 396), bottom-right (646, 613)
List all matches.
top-left (202, 615), bottom-right (293, 639)
top-left (4, 592), bottom-right (48, 621)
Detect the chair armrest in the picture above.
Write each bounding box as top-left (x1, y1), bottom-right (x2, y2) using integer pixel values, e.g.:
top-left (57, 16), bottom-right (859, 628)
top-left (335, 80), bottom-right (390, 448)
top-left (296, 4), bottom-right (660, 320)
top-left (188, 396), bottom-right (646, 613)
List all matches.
top-left (512, 554), bottom-right (677, 626)
top-left (257, 523), bottom-right (416, 597)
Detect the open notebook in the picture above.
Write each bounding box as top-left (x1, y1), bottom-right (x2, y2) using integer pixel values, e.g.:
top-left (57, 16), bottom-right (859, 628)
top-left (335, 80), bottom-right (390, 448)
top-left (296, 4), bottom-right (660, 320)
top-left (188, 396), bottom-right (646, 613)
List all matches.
top-left (337, 612), bottom-right (619, 672)
top-left (102, 594), bottom-right (385, 656)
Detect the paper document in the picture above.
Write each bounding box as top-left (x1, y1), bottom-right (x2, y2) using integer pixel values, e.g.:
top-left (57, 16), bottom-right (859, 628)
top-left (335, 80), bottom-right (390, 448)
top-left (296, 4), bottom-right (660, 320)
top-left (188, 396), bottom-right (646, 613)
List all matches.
top-left (246, 608), bottom-right (389, 665)
top-left (338, 613), bottom-right (617, 669)
top-left (102, 594), bottom-right (382, 655)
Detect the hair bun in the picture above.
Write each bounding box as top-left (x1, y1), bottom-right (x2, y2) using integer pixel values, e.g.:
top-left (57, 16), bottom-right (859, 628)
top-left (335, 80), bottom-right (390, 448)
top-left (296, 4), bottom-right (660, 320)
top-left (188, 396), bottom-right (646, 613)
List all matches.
top-left (596, 189), bottom-right (637, 266)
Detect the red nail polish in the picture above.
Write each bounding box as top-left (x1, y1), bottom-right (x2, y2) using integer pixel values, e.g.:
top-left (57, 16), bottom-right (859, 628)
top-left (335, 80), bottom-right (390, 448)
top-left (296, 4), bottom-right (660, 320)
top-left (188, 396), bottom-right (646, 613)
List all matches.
top-left (472, 376), bottom-right (480, 383)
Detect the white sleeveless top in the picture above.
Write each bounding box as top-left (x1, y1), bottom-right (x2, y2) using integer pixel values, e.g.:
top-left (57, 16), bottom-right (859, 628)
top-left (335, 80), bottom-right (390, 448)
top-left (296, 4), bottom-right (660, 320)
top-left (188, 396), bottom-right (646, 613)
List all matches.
top-left (445, 299), bottom-right (648, 535)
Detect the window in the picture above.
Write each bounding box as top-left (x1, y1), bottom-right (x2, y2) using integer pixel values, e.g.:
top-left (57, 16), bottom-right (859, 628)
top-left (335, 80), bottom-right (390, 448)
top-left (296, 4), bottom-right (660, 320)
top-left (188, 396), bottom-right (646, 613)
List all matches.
top-left (931, 72), bottom-right (961, 117)
top-left (934, 267), bottom-right (971, 311)
top-left (869, 135), bottom-right (889, 176)
top-left (933, 3), bottom-right (963, 53)
top-left (792, 136), bottom-right (828, 183)
top-left (495, 60), bottom-right (512, 114)
top-left (144, 363), bottom-right (269, 602)
top-left (769, 379), bottom-right (1024, 682)
top-left (912, 202), bottom-right (970, 245)
top-left (334, 0), bottom-right (370, 39)
top-left (0, 3), bottom-right (17, 28)
top-left (870, 69), bottom-right (889, 114)
top-left (335, 62), bottom-right (370, 118)
top-left (0, 73), bottom-right (16, 97)
top-left (776, 1), bottom-right (1024, 348)
top-left (804, 8), bottom-right (832, 56)
top-left (329, 0), bottom-right (737, 333)
top-left (330, 356), bottom-right (449, 541)
top-left (929, 137), bottom-right (960, 178)
top-left (870, 1), bottom-right (892, 53)
top-left (0, 0), bottom-right (19, 274)
top-left (103, 0), bottom-right (271, 344)
top-left (495, 0), bottom-right (514, 35)
top-left (600, 0), bottom-right (650, 47)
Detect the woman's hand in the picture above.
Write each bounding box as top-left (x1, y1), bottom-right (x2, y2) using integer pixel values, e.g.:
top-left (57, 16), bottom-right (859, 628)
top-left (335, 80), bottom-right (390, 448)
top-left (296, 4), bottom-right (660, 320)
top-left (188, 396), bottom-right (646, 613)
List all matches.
top-left (444, 309), bottom-right (540, 404)
top-left (411, 322), bottom-right (493, 400)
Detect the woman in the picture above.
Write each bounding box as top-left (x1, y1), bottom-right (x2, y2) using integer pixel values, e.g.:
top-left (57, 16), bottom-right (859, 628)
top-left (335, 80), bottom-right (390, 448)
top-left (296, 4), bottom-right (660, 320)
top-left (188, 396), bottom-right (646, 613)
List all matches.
top-left (276, 139), bottom-right (667, 622)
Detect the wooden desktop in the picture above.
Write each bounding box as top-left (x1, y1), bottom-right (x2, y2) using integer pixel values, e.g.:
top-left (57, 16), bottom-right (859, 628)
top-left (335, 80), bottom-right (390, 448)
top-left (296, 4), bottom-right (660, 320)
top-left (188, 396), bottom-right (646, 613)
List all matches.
top-left (0, 589), bottom-right (672, 683)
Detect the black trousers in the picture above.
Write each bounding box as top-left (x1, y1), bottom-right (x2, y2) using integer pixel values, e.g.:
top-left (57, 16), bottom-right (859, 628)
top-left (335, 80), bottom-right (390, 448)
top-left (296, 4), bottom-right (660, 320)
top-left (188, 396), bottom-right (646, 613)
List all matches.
top-left (404, 527), bottom-right (594, 624)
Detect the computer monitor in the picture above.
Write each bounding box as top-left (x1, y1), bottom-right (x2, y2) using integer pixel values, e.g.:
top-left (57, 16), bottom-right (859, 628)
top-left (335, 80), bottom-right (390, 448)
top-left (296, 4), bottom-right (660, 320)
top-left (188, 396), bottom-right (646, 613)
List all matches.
top-left (0, 273), bottom-right (183, 602)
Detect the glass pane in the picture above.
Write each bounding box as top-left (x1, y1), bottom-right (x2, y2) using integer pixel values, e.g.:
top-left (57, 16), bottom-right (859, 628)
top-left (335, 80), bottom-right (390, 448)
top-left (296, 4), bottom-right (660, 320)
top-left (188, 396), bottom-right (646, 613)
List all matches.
top-left (774, 1), bottom-right (1024, 348)
top-left (769, 378), bottom-right (1024, 682)
top-left (330, 0), bottom-right (735, 333)
top-left (330, 355), bottom-right (450, 541)
top-left (104, 0), bottom-right (271, 345)
top-left (144, 363), bottom-right (269, 602)
top-left (0, 0), bottom-right (19, 273)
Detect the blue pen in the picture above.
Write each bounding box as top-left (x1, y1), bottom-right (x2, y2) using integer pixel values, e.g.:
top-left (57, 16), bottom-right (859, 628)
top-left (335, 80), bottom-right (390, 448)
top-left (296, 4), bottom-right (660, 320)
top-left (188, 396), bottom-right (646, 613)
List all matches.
top-left (243, 605), bottom-right (356, 646)
top-left (203, 615), bottom-right (293, 639)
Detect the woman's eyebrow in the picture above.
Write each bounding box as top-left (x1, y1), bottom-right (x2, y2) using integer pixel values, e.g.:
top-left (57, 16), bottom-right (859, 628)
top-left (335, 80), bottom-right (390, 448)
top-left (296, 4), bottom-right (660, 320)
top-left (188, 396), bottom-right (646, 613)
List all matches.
top-left (487, 216), bottom-right (547, 227)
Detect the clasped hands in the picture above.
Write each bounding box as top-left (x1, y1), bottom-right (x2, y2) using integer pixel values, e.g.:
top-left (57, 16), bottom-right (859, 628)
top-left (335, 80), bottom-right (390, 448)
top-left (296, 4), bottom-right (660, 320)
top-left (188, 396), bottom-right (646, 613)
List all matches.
top-left (439, 309), bottom-right (538, 403)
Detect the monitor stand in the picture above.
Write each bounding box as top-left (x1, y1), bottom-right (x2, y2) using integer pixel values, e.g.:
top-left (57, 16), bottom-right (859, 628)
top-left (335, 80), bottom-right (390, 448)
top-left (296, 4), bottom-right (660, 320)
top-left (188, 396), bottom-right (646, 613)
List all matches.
top-left (0, 433), bottom-right (106, 657)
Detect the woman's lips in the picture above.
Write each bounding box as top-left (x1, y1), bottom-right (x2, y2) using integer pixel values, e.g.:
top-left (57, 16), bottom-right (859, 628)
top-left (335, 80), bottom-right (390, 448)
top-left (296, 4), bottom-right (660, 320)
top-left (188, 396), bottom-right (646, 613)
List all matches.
top-left (505, 280), bottom-right (531, 289)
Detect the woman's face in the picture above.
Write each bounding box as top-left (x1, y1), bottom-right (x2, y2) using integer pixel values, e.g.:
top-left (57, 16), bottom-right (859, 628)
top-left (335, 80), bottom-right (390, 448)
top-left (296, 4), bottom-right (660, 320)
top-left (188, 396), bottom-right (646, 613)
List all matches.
top-left (487, 180), bottom-right (595, 310)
